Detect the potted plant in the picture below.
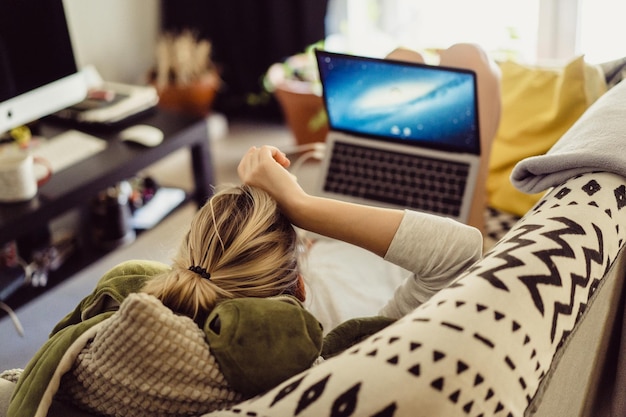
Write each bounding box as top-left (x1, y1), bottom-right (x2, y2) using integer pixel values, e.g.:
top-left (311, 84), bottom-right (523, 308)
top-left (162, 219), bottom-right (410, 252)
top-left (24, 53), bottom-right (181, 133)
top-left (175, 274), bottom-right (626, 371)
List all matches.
top-left (263, 42), bottom-right (328, 145)
top-left (150, 30), bottom-right (220, 117)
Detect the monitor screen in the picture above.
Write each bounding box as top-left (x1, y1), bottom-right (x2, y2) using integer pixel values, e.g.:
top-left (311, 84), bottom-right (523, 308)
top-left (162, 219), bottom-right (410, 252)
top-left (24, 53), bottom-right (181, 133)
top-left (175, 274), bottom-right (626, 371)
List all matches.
top-left (0, 0), bottom-right (88, 134)
top-left (316, 50), bottom-right (480, 154)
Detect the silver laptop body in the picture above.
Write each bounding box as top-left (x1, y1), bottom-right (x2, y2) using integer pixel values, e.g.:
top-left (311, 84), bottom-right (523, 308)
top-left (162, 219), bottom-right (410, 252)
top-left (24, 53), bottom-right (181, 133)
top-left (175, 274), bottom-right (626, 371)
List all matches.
top-left (314, 50), bottom-right (481, 223)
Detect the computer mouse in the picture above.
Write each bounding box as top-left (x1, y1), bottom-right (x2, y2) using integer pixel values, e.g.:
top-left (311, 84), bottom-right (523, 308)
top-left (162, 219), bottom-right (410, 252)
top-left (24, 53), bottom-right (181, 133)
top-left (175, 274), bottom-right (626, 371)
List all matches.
top-left (119, 124), bottom-right (164, 147)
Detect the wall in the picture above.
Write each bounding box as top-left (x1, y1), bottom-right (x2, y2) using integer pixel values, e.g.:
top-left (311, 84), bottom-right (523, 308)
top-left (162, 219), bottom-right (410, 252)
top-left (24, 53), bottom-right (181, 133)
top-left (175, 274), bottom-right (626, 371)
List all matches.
top-left (63, 0), bottom-right (161, 85)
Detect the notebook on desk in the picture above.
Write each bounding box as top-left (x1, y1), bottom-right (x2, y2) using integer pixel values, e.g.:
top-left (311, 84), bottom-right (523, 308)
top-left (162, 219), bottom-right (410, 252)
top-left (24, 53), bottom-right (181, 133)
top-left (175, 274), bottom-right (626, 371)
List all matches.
top-left (314, 50), bottom-right (481, 223)
top-left (51, 74), bottom-right (159, 130)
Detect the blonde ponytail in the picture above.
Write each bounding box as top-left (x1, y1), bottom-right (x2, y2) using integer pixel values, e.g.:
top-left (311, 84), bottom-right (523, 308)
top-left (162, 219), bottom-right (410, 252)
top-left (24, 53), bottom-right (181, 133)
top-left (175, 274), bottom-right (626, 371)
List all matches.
top-left (143, 185), bottom-right (303, 321)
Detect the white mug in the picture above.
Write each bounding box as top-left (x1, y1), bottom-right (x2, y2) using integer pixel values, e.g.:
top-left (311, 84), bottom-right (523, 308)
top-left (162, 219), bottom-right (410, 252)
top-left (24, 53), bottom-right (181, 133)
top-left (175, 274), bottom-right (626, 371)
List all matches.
top-left (0, 153), bottom-right (52, 203)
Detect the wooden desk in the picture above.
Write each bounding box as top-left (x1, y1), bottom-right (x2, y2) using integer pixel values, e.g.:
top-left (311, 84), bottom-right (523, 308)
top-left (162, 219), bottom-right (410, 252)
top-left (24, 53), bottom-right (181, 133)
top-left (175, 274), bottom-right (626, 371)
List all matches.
top-left (0, 109), bottom-right (214, 307)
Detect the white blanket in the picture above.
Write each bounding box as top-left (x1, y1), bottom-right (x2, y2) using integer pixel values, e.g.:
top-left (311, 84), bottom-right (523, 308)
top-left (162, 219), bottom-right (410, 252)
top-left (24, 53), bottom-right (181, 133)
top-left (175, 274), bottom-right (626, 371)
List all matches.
top-left (302, 237), bottom-right (410, 333)
top-left (511, 79), bottom-right (626, 194)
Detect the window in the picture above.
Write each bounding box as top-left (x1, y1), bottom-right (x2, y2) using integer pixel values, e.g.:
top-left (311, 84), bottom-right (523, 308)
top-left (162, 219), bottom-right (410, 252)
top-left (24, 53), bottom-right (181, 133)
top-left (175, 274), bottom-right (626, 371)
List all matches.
top-left (326, 0), bottom-right (626, 65)
top-left (577, 0), bottom-right (626, 63)
top-left (325, 0), bottom-right (540, 62)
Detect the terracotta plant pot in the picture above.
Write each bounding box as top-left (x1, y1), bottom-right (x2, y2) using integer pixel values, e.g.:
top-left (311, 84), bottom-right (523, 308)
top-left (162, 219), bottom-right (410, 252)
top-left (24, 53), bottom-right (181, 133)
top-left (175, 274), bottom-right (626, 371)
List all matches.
top-left (154, 72), bottom-right (220, 117)
top-left (266, 58), bottom-right (328, 145)
top-left (273, 86), bottom-right (328, 145)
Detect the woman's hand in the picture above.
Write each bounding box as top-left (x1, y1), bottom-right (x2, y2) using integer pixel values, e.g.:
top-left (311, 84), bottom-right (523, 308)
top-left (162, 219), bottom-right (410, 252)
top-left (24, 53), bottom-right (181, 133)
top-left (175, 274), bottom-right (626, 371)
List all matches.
top-left (237, 145), bottom-right (306, 211)
top-left (237, 145), bottom-right (404, 257)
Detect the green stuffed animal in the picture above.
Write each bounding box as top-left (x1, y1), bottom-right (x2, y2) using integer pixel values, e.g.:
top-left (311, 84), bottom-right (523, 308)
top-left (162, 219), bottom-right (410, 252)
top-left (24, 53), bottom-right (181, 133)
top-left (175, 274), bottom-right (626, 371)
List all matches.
top-left (204, 295), bottom-right (323, 397)
top-left (204, 295), bottom-right (396, 397)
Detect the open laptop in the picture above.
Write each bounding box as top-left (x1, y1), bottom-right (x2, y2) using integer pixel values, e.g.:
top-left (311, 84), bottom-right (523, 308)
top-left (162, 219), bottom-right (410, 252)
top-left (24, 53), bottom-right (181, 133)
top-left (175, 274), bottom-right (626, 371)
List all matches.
top-left (314, 50), bottom-right (481, 223)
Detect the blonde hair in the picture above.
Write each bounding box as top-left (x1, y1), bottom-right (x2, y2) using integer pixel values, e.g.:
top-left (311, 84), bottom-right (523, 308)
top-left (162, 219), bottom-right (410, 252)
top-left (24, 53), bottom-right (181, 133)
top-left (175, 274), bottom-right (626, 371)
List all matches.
top-left (142, 185), bottom-right (303, 322)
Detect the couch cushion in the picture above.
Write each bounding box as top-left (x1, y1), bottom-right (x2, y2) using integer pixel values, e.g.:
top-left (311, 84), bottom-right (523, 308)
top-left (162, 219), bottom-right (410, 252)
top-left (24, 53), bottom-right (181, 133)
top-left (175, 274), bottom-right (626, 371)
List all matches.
top-left (487, 56), bottom-right (606, 216)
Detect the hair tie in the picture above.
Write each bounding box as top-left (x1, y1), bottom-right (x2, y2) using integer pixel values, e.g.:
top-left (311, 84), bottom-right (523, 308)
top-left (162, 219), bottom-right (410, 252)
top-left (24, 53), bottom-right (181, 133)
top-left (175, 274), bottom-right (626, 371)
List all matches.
top-left (188, 265), bottom-right (211, 280)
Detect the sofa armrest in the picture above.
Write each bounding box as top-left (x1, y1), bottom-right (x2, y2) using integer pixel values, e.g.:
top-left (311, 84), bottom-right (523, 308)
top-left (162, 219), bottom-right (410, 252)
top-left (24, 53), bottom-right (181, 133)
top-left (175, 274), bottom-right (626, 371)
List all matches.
top-left (529, 245), bottom-right (626, 416)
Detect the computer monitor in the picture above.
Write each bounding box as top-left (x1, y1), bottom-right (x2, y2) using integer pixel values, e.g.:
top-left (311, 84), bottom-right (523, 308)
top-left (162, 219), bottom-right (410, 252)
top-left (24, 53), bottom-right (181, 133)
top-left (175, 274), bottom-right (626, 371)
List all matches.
top-left (0, 0), bottom-right (88, 134)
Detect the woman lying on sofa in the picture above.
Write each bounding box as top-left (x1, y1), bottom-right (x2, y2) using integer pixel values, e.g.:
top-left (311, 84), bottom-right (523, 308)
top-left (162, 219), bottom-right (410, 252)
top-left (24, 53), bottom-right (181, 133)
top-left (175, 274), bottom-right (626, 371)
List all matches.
top-left (237, 145), bottom-right (483, 317)
top-left (3, 145), bottom-right (482, 417)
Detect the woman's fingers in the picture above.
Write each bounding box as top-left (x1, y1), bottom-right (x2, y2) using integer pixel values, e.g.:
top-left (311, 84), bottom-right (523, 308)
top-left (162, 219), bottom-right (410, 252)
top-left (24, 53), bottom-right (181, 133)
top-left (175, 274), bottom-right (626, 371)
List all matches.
top-left (238, 145), bottom-right (295, 188)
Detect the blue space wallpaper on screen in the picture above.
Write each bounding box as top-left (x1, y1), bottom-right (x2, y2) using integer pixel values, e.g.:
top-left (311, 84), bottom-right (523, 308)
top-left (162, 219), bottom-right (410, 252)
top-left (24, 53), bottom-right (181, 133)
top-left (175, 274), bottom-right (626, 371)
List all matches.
top-left (316, 51), bottom-right (480, 154)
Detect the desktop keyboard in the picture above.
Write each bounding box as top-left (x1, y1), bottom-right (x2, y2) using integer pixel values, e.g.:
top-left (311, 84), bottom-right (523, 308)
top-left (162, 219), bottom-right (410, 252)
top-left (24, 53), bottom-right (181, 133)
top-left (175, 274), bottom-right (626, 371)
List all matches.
top-left (31, 130), bottom-right (107, 173)
top-left (323, 142), bottom-right (469, 216)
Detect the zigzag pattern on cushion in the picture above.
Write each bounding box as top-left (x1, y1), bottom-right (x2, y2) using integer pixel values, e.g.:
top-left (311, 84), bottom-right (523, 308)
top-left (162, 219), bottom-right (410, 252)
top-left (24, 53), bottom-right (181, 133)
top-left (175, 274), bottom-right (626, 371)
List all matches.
top-left (475, 173), bottom-right (625, 349)
top-left (206, 171), bottom-right (626, 417)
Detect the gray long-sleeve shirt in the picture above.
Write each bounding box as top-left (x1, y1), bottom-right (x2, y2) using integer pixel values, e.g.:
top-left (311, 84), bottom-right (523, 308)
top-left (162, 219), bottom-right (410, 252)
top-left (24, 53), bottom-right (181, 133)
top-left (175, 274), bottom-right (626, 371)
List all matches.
top-left (379, 210), bottom-right (483, 319)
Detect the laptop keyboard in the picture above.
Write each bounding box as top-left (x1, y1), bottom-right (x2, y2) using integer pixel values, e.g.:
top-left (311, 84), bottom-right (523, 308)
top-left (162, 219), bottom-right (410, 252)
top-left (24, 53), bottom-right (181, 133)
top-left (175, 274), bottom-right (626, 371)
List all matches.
top-left (323, 142), bottom-right (470, 216)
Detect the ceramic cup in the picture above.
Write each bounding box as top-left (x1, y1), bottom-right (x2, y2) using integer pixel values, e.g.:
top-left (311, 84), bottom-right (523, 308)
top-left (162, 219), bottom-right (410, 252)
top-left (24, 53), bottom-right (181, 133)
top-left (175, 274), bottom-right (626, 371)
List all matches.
top-left (0, 153), bottom-right (52, 203)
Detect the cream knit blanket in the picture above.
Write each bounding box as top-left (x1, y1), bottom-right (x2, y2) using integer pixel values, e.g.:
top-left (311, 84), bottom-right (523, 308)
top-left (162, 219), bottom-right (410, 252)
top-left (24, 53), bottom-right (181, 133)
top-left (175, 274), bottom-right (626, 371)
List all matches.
top-left (56, 293), bottom-right (242, 417)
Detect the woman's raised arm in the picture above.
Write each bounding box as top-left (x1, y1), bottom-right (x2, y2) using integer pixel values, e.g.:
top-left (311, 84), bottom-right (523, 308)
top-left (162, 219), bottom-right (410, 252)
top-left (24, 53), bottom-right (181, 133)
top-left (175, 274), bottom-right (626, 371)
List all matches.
top-left (237, 145), bottom-right (404, 258)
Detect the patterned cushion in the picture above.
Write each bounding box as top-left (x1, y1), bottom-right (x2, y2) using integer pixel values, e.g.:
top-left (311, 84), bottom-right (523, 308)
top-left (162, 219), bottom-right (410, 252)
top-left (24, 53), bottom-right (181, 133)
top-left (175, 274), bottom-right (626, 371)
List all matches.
top-left (487, 57), bottom-right (607, 217)
top-left (205, 171), bottom-right (626, 416)
top-left (483, 206), bottom-right (521, 249)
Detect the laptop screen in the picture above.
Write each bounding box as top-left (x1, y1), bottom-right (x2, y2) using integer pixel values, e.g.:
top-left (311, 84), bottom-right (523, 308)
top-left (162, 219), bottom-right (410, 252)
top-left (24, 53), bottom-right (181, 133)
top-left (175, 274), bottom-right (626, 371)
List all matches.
top-left (315, 50), bottom-right (480, 155)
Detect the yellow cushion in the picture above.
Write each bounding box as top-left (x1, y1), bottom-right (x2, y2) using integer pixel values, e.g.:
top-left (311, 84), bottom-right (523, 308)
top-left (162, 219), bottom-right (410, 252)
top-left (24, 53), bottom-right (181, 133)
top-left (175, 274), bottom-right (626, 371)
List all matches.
top-left (487, 56), bottom-right (607, 216)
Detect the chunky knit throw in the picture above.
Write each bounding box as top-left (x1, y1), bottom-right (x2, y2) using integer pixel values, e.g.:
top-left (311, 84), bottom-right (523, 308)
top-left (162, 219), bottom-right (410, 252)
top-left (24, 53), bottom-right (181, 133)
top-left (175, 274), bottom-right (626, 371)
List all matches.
top-left (58, 293), bottom-right (242, 416)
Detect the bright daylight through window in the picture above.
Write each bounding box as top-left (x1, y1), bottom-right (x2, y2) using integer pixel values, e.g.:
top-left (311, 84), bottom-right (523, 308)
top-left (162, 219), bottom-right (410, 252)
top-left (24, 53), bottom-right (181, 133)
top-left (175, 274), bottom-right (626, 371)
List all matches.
top-left (325, 0), bottom-right (625, 65)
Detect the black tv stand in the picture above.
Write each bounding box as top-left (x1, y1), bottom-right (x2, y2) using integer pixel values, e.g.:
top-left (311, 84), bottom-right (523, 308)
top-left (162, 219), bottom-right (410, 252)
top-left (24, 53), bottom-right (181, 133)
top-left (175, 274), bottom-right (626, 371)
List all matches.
top-left (0, 108), bottom-right (215, 312)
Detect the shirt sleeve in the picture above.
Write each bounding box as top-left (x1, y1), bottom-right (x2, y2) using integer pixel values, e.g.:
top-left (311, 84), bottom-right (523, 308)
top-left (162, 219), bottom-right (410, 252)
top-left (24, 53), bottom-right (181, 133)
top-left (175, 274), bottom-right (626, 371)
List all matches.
top-left (378, 210), bottom-right (483, 319)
